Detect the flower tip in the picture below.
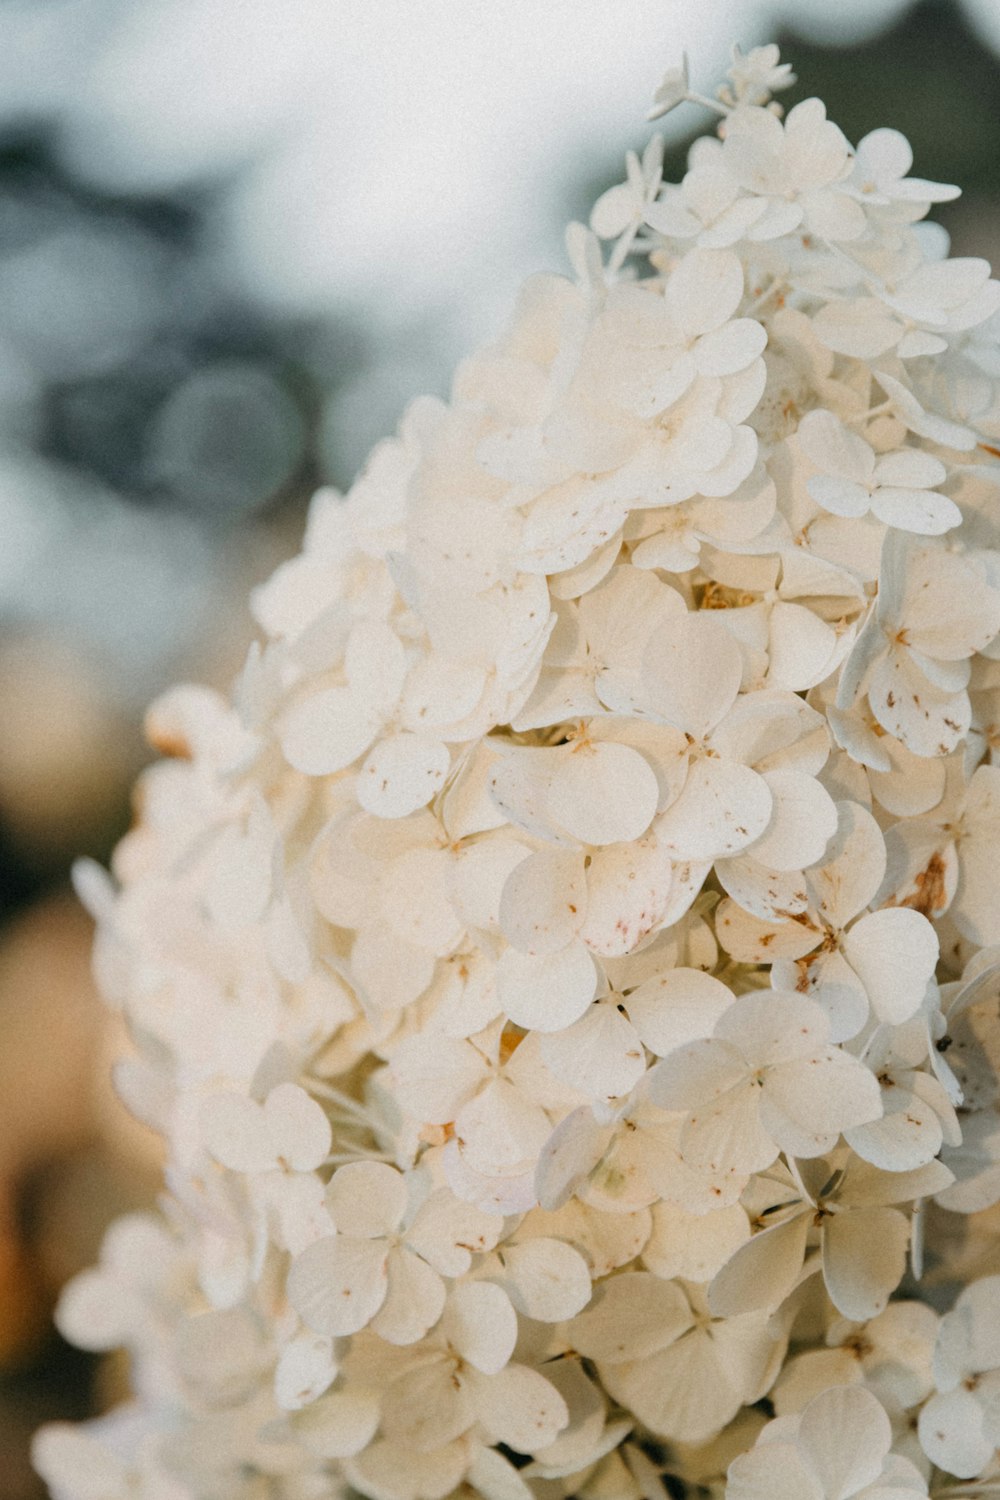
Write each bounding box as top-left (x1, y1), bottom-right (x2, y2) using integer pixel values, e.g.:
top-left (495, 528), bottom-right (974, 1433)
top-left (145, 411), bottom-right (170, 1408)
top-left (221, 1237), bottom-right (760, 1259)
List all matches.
top-left (647, 54), bottom-right (689, 120)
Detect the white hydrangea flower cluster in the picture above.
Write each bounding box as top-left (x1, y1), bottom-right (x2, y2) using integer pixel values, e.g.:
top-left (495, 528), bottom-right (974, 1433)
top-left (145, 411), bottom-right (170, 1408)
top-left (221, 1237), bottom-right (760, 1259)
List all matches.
top-left (34, 42), bottom-right (1000, 1500)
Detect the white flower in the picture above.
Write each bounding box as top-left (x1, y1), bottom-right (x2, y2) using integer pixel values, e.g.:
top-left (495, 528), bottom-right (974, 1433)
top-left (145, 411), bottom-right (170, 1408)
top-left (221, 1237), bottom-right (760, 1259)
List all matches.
top-left (772, 1300), bottom-right (940, 1416)
top-left (39, 41), bottom-right (1000, 1500)
top-left (200, 1082), bottom-right (331, 1175)
top-left (847, 127), bottom-right (959, 211)
top-left (568, 1273), bottom-right (784, 1443)
top-left (919, 1275), bottom-right (1000, 1478)
top-left (735, 800), bottom-right (942, 1041)
top-left (55, 1214), bottom-right (185, 1355)
top-left (537, 1092), bottom-right (742, 1216)
top-left (647, 57), bottom-right (690, 120)
top-left (709, 1155), bottom-right (952, 1322)
top-left (720, 100), bottom-right (865, 242)
top-left (287, 1163), bottom-right (502, 1343)
top-left (590, 134), bottom-right (664, 269)
top-left (798, 409), bottom-right (960, 535)
top-left (279, 618), bottom-right (455, 818)
top-left (728, 1385), bottom-right (928, 1500)
top-left (374, 1283), bottom-right (569, 1453)
top-left (648, 990), bottom-right (883, 1178)
top-left (727, 43), bottom-right (796, 106)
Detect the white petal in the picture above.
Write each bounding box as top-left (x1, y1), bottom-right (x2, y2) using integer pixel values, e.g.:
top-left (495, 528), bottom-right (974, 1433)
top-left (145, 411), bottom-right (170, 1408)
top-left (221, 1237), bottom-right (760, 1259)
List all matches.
top-left (540, 1003), bottom-right (646, 1101)
top-left (580, 566), bottom-right (686, 714)
top-left (356, 732), bottom-right (450, 818)
top-left (627, 967), bottom-right (736, 1056)
top-left (568, 1272), bottom-right (692, 1361)
top-left (797, 1384), bottom-right (891, 1499)
top-left (500, 1238), bottom-right (593, 1321)
top-left (590, 179), bottom-right (635, 238)
top-left (842, 908), bottom-right (938, 1025)
top-left (769, 962), bottom-right (860, 1059)
top-left (534, 1107), bottom-right (613, 1211)
top-left (656, 757), bottom-right (773, 861)
top-left (264, 1083), bottom-right (332, 1172)
top-left (695, 318), bottom-right (768, 376)
top-left (578, 837), bottom-right (673, 956)
top-left (874, 448), bottom-right (946, 488)
top-left (643, 1198), bottom-right (749, 1284)
top-left (389, 1033), bottom-right (486, 1123)
top-left (716, 899), bottom-right (821, 963)
top-left (798, 408), bottom-right (874, 484)
top-left (547, 741), bottom-right (659, 846)
top-left (293, 1388), bottom-right (381, 1459)
top-left (489, 746), bottom-right (571, 845)
top-left (466, 1447), bottom-right (537, 1500)
top-left (728, 1443), bottom-right (824, 1500)
top-left (378, 1363), bottom-right (476, 1452)
top-left (406, 1188), bottom-right (504, 1276)
top-left (371, 1246), bottom-right (446, 1344)
top-left (954, 767), bottom-right (1000, 945)
top-left (874, 370), bottom-right (978, 450)
top-left (327, 1161), bottom-right (407, 1238)
top-left (200, 1092), bottom-right (274, 1173)
top-left (709, 1211), bottom-right (811, 1317)
top-left (352, 921), bottom-right (435, 1012)
top-left (443, 1281), bottom-right (518, 1375)
top-left (868, 733), bottom-right (946, 817)
top-left (667, 248), bottom-right (744, 335)
top-left (444, 1144), bottom-right (539, 1215)
top-left (813, 298), bottom-right (904, 358)
top-left (822, 1206), bottom-right (909, 1321)
top-left (401, 654), bottom-right (486, 731)
top-left (448, 835), bottom-right (531, 933)
top-left (603, 1323), bottom-right (744, 1443)
top-left (642, 612), bottom-right (742, 738)
top-left (871, 485), bottom-right (962, 535)
top-left (714, 989), bottom-right (830, 1063)
top-left (380, 847), bottom-right (465, 956)
top-left (31, 1427), bottom-right (127, 1500)
top-left (496, 942), bottom-right (599, 1032)
top-left (681, 1081), bottom-right (780, 1176)
top-left (845, 1081), bottom-right (944, 1172)
top-left (280, 686), bottom-right (380, 775)
top-left (767, 602), bottom-right (840, 691)
top-left (840, 1158), bottom-right (953, 1208)
top-left (857, 126), bottom-right (913, 181)
top-left (919, 1387), bottom-right (995, 1479)
top-left (455, 1075), bottom-right (553, 1178)
top-left (345, 617), bottom-right (407, 705)
top-left (55, 1268), bottom-right (142, 1353)
top-left (287, 1235), bottom-right (389, 1336)
top-left (715, 856), bottom-right (810, 922)
top-left (274, 1330), bottom-right (338, 1411)
top-left (649, 1037), bottom-right (747, 1111)
top-left (529, 1198), bottom-right (651, 1276)
top-left (808, 474), bottom-right (873, 518)
top-left (761, 1049), bottom-right (882, 1155)
top-left (808, 801), bottom-right (887, 926)
top-left (472, 1363), bottom-right (570, 1453)
top-left (746, 770), bottom-right (838, 871)
top-left (498, 849), bottom-right (586, 955)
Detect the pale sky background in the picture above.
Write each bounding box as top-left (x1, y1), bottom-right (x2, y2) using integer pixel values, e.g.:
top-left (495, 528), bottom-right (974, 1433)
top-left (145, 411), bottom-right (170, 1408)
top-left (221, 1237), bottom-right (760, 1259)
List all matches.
top-left (0, 0), bottom-right (997, 700)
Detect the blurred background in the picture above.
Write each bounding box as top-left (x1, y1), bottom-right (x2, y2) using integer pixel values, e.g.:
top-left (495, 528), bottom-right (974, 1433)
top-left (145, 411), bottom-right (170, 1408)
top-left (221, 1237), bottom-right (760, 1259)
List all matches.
top-left (0, 0), bottom-right (998, 1493)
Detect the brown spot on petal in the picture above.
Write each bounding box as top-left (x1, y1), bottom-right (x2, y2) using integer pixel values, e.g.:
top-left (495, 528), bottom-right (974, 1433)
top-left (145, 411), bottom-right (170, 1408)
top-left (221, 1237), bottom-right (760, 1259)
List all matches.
top-left (892, 851), bottom-right (949, 920)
